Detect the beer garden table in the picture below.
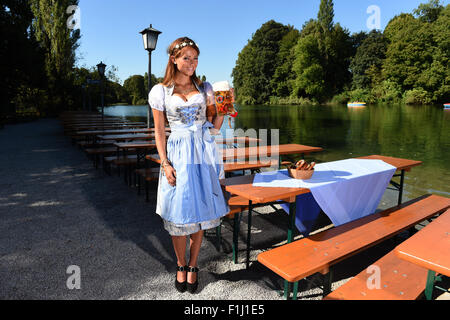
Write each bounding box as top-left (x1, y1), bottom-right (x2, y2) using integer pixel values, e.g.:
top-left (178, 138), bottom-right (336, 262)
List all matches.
top-left (220, 155), bottom-right (422, 269)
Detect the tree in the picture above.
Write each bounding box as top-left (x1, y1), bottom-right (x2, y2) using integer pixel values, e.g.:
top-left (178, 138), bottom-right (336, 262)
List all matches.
top-left (414, 0), bottom-right (444, 23)
top-left (30, 0), bottom-right (81, 114)
top-left (0, 0), bottom-right (47, 116)
top-left (123, 75), bottom-right (146, 105)
top-left (270, 28), bottom-right (301, 97)
top-left (378, 2), bottom-right (449, 104)
top-left (292, 33), bottom-right (326, 99)
top-left (292, 1), bottom-right (353, 102)
top-left (350, 30), bottom-right (387, 90)
top-left (232, 20), bottom-right (291, 104)
top-left (318, 0), bottom-right (334, 32)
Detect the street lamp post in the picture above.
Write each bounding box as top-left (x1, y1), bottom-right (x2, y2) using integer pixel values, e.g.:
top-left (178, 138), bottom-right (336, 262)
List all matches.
top-left (97, 61), bottom-right (106, 119)
top-left (139, 24), bottom-right (161, 128)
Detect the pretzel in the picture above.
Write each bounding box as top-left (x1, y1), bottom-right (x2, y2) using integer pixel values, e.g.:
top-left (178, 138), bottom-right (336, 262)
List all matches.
top-left (308, 162), bottom-right (316, 170)
top-left (295, 160), bottom-right (305, 170)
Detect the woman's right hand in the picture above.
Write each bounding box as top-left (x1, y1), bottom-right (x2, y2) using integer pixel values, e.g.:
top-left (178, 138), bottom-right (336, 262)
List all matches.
top-left (164, 165), bottom-right (177, 187)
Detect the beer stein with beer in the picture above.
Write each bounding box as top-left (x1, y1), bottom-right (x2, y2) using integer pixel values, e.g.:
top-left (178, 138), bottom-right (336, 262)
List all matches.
top-left (212, 81), bottom-right (238, 118)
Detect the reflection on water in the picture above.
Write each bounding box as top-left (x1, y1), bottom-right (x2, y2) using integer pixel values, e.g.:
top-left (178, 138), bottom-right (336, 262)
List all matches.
top-left (103, 104), bottom-right (449, 200)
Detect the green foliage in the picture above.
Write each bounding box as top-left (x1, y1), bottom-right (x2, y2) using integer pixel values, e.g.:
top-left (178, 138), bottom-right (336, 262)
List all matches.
top-left (232, 20), bottom-right (291, 104)
top-left (292, 33), bottom-right (326, 99)
top-left (381, 2), bottom-right (449, 103)
top-left (414, 0), bottom-right (444, 22)
top-left (268, 96), bottom-right (318, 106)
top-left (1, 1), bottom-right (47, 117)
top-left (123, 75), bottom-right (146, 105)
top-left (30, 0), bottom-right (81, 115)
top-left (404, 88), bottom-right (433, 105)
top-left (350, 30), bottom-right (387, 90)
top-left (291, 6), bottom-right (353, 102)
top-left (232, 0), bottom-right (447, 106)
top-left (318, 0), bottom-right (334, 32)
top-left (270, 28), bottom-right (301, 97)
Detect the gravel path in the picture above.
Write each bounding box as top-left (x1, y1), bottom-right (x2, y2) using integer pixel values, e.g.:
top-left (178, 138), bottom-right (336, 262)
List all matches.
top-left (0, 118), bottom-right (420, 300)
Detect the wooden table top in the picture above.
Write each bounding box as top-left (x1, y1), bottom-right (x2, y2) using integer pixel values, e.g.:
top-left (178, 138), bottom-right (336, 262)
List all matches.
top-left (219, 144), bottom-right (323, 161)
top-left (220, 155), bottom-right (422, 204)
top-left (215, 137), bottom-right (262, 145)
top-left (357, 155), bottom-right (422, 172)
top-left (67, 125), bottom-right (147, 131)
top-left (75, 127), bottom-right (171, 136)
top-left (97, 133), bottom-right (158, 141)
top-left (114, 141), bottom-right (156, 149)
top-left (395, 209), bottom-right (450, 277)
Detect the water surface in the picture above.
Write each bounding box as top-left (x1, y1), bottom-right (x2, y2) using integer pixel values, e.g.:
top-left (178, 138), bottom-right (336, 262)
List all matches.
top-left (103, 104), bottom-right (450, 201)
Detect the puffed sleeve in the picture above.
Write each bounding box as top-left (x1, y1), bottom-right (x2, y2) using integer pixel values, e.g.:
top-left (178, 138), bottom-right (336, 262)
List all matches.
top-left (203, 82), bottom-right (216, 106)
top-left (148, 84), bottom-right (165, 111)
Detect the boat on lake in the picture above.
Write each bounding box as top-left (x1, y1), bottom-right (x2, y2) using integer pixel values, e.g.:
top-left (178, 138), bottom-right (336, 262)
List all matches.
top-left (347, 102), bottom-right (366, 107)
top-left (444, 103), bottom-right (450, 109)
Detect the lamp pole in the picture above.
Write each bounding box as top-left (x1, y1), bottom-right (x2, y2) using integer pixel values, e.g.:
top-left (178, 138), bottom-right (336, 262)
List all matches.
top-left (140, 24), bottom-right (161, 128)
top-left (97, 61), bottom-right (106, 120)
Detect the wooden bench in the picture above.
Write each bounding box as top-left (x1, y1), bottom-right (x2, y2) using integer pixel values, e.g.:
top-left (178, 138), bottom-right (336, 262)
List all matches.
top-left (257, 194), bottom-right (450, 299)
top-left (134, 167), bottom-right (160, 201)
top-left (323, 250), bottom-right (429, 300)
top-left (104, 154), bottom-right (138, 176)
top-left (85, 147), bottom-right (137, 169)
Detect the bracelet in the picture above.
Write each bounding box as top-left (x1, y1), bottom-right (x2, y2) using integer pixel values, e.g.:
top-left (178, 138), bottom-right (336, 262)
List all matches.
top-left (161, 158), bottom-right (171, 168)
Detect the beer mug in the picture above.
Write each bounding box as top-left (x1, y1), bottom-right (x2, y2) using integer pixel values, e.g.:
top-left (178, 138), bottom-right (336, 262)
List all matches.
top-left (212, 81), bottom-right (237, 117)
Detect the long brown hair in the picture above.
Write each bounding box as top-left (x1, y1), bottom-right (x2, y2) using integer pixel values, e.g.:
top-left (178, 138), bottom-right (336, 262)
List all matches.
top-left (162, 37), bottom-right (202, 87)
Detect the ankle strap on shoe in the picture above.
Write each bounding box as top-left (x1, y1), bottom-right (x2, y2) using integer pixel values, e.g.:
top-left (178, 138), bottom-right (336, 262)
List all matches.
top-left (176, 265), bottom-right (188, 272)
top-left (187, 266), bottom-right (199, 273)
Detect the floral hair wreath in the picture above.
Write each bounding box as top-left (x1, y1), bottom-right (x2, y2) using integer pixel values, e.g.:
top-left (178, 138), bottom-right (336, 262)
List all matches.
top-left (169, 41), bottom-right (198, 56)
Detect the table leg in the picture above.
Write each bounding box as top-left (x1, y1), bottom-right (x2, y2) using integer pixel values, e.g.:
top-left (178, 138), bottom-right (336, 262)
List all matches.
top-left (246, 200), bottom-right (253, 270)
top-left (287, 201), bottom-right (296, 244)
top-left (232, 212), bottom-right (240, 264)
top-left (398, 170), bottom-right (405, 206)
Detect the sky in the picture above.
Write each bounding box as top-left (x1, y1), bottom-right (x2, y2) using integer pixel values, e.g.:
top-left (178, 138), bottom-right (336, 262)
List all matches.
top-left (75, 0), bottom-right (448, 85)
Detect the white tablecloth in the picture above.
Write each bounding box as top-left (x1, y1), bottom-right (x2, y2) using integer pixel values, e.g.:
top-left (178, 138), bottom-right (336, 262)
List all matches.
top-left (253, 159), bottom-right (396, 235)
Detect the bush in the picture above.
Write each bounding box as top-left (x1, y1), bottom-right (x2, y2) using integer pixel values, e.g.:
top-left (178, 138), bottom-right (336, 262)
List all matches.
top-left (371, 80), bottom-right (403, 103)
top-left (237, 95), bottom-right (257, 105)
top-left (404, 88), bottom-right (433, 105)
top-left (268, 96), bottom-right (318, 106)
top-left (134, 98), bottom-right (148, 106)
top-left (330, 91), bottom-right (351, 104)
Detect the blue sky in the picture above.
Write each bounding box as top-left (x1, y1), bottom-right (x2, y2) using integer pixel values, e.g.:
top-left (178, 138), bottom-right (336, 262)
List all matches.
top-left (75, 0), bottom-right (447, 85)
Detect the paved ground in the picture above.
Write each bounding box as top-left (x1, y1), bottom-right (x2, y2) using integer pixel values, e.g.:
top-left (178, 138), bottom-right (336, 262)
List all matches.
top-left (0, 118), bottom-right (447, 300)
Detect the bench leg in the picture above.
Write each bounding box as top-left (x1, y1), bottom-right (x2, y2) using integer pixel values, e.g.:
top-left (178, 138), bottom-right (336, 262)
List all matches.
top-left (323, 269), bottom-right (334, 296)
top-left (232, 212), bottom-right (241, 264)
top-left (283, 280), bottom-right (299, 300)
top-left (292, 281), bottom-right (299, 300)
top-left (216, 224), bottom-right (222, 252)
top-left (425, 270), bottom-right (436, 300)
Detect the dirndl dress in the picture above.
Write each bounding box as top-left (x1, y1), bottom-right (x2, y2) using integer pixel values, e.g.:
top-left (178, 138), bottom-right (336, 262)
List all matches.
top-left (148, 81), bottom-right (230, 236)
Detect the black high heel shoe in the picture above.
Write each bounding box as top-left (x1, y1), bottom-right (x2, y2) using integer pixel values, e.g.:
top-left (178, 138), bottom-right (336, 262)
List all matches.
top-left (175, 265), bottom-right (187, 293)
top-left (186, 266), bottom-right (199, 294)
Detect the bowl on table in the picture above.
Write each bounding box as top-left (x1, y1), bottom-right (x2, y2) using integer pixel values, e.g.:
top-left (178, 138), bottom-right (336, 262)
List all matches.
top-left (288, 168), bottom-right (314, 180)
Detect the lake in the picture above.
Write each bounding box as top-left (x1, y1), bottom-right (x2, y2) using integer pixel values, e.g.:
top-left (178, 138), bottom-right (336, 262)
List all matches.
top-left (102, 103), bottom-right (450, 202)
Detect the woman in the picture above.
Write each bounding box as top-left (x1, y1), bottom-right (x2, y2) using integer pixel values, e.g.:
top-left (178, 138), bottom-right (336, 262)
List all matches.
top-left (148, 37), bottom-right (229, 294)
